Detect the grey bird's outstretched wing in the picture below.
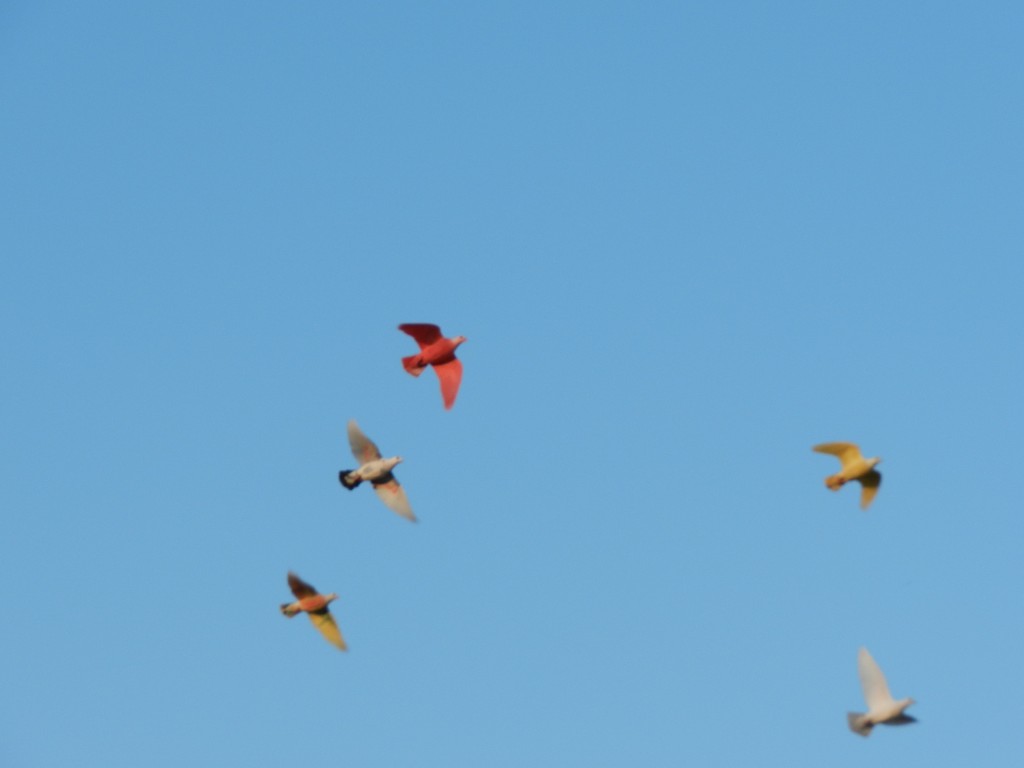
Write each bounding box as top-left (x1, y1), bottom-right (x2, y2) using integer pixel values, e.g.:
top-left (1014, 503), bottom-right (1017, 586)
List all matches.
top-left (372, 474), bottom-right (416, 522)
top-left (347, 420), bottom-right (382, 464)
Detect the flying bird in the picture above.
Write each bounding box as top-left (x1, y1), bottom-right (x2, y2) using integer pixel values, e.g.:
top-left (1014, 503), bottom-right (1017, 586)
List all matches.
top-left (812, 442), bottom-right (882, 510)
top-left (339, 419), bottom-right (415, 522)
top-left (398, 323), bottom-right (467, 410)
top-left (280, 572), bottom-right (347, 651)
top-left (848, 646), bottom-right (916, 736)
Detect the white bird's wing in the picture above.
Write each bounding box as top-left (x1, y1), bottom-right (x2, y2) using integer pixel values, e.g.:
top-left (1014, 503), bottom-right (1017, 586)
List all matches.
top-left (813, 442), bottom-right (864, 469)
top-left (858, 647), bottom-right (895, 709)
top-left (347, 420), bottom-right (382, 464)
top-left (372, 474), bottom-right (416, 522)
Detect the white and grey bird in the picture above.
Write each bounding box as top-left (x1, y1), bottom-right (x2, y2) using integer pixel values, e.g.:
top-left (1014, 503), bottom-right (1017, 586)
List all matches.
top-left (813, 442), bottom-right (882, 510)
top-left (848, 646), bottom-right (916, 737)
top-left (339, 420), bottom-right (416, 522)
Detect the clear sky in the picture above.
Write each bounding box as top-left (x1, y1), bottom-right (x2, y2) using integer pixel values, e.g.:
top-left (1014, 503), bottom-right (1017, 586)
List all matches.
top-left (2, 2), bottom-right (1023, 766)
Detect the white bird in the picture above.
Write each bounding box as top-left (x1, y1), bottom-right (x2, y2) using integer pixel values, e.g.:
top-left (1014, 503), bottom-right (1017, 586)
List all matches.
top-left (812, 442), bottom-right (882, 510)
top-left (339, 420), bottom-right (416, 522)
top-left (848, 647), bottom-right (916, 737)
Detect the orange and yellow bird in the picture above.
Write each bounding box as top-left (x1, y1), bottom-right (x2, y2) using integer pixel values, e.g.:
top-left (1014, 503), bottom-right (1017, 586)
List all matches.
top-left (398, 323), bottom-right (467, 410)
top-left (280, 572), bottom-right (347, 651)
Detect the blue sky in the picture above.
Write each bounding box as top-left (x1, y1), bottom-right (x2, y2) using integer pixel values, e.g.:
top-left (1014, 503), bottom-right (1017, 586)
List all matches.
top-left (2, 2), bottom-right (1023, 765)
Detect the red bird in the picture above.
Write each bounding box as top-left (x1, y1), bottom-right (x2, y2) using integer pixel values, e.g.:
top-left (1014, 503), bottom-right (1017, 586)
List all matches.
top-left (399, 323), bottom-right (467, 410)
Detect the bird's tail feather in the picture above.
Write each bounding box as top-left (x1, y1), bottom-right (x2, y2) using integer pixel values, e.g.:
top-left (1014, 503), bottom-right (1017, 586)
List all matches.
top-left (402, 354), bottom-right (426, 377)
top-left (339, 471), bottom-right (361, 490)
top-left (825, 475), bottom-right (845, 491)
top-left (847, 712), bottom-right (873, 737)
top-left (280, 604), bottom-right (299, 617)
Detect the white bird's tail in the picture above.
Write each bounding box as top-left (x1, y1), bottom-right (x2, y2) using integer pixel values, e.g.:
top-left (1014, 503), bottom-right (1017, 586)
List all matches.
top-left (847, 712), bottom-right (873, 737)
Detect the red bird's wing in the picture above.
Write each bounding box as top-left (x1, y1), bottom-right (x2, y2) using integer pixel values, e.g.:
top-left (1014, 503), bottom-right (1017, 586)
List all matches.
top-left (399, 323), bottom-right (443, 349)
top-left (433, 357), bottom-right (463, 410)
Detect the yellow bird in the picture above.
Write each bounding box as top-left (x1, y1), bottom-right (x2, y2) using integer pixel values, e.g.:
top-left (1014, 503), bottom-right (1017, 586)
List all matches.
top-left (280, 572), bottom-right (347, 651)
top-left (812, 442), bottom-right (882, 510)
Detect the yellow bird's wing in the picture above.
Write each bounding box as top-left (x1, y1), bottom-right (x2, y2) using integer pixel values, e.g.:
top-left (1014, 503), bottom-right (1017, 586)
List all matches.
top-left (308, 610), bottom-right (347, 651)
top-left (812, 442), bottom-right (863, 469)
top-left (858, 470), bottom-right (881, 510)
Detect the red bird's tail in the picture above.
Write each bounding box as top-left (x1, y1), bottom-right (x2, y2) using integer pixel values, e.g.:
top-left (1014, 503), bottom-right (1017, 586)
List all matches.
top-left (280, 603), bottom-right (299, 617)
top-left (402, 354), bottom-right (426, 377)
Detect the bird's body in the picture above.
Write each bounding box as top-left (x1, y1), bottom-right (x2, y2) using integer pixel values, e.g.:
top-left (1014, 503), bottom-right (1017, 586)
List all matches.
top-left (848, 647), bottom-right (915, 736)
top-left (281, 593), bottom-right (334, 616)
top-left (813, 442), bottom-right (882, 510)
top-left (280, 572), bottom-right (347, 651)
top-left (399, 323), bottom-right (466, 410)
top-left (340, 456), bottom-right (402, 486)
top-left (339, 420), bottom-right (415, 522)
